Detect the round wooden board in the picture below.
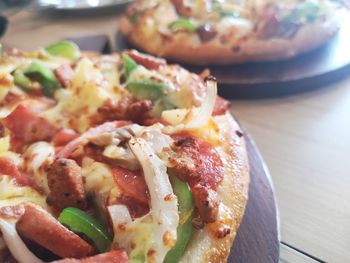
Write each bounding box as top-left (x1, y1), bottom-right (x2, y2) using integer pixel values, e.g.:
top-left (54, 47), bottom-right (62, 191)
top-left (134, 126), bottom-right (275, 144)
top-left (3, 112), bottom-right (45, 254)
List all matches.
top-left (229, 133), bottom-right (280, 263)
top-left (116, 17), bottom-right (350, 99)
top-left (188, 17), bottom-right (350, 98)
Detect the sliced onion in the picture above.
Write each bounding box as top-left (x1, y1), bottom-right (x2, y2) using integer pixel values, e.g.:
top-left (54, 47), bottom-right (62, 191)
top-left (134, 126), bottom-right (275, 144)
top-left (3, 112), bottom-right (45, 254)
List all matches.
top-left (108, 205), bottom-right (132, 225)
top-left (140, 130), bottom-right (173, 154)
top-left (0, 219), bottom-right (43, 263)
top-left (128, 137), bottom-right (179, 263)
top-left (164, 77), bottom-right (217, 133)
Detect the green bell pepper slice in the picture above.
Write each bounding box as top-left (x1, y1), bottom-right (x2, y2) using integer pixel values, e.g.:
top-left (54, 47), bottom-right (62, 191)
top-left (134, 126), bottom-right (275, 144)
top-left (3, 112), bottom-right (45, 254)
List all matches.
top-left (126, 80), bottom-right (165, 102)
top-left (168, 19), bottom-right (197, 32)
top-left (123, 54), bottom-right (138, 79)
top-left (24, 60), bottom-right (61, 97)
top-left (164, 175), bottom-right (194, 263)
top-left (45, 41), bottom-right (80, 60)
top-left (58, 207), bottom-right (112, 253)
top-left (13, 69), bottom-right (32, 90)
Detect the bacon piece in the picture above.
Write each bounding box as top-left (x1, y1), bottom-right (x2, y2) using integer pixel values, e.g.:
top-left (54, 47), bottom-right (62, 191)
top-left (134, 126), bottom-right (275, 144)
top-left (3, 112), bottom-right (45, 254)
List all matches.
top-left (126, 50), bottom-right (166, 70)
top-left (98, 97), bottom-right (152, 123)
top-left (55, 64), bottom-right (75, 87)
top-left (16, 204), bottom-right (94, 259)
top-left (52, 249), bottom-right (129, 263)
top-left (0, 158), bottom-right (30, 186)
top-left (127, 100), bottom-right (152, 121)
top-left (53, 128), bottom-right (79, 147)
top-left (171, 0), bottom-right (192, 17)
top-left (2, 104), bottom-right (58, 151)
top-left (46, 158), bottom-right (87, 211)
top-left (169, 135), bottom-right (224, 223)
top-left (212, 96), bottom-right (230, 116)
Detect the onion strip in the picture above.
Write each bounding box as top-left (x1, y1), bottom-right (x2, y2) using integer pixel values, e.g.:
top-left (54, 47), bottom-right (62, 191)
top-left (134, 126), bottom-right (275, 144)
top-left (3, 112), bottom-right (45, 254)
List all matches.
top-left (164, 77), bottom-right (217, 133)
top-left (108, 205), bottom-right (132, 225)
top-left (0, 219), bottom-right (43, 263)
top-left (129, 137), bottom-right (179, 263)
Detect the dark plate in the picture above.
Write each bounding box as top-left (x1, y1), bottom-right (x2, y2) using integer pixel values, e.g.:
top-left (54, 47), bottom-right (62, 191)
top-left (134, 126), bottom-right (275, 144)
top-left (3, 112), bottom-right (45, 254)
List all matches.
top-left (229, 133), bottom-right (280, 262)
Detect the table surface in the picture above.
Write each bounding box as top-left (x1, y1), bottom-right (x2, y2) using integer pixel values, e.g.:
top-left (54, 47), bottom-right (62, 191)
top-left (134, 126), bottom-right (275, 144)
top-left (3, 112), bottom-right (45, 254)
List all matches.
top-left (2, 9), bottom-right (350, 263)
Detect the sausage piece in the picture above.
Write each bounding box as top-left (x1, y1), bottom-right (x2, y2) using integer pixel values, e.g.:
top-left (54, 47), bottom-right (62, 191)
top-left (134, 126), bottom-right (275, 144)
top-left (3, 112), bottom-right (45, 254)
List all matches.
top-left (191, 184), bottom-right (220, 224)
top-left (46, 158), bottom-right (87, 211)
top-left (52, 249), bottom-right (129, 263)
top-left (16, 204), bottom-right (94, 259)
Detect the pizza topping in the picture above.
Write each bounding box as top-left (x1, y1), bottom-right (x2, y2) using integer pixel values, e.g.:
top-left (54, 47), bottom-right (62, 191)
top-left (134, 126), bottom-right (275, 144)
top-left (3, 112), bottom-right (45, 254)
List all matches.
top-left (164, 76), bottom-right (216, 132)
top-left (0, 217), bottom-right (44, 263)
top-left (45, 41), bottom-right (81, 60)
top-left (196, 23), bottom-right (218, 42)
top-left (129, 137), bottom-right (179, 263)
top-left (52, 249), bottom-right (129, 263)
top-left (126, 50), bottom-right (166, 70)
top-left (111, 167), bottom-right (149, 205)
top-left (56, 121), bottom-right (130, 159)
top-left (168, 135), bottom-right (224, 223)
top-left (2, 104), bottom-right (58, 151)
top-left (213, 96), bottom-right (230, 116)
top-left (13, 69), bottom-right (34, 91)
top-left (163, 175), bottom-right (194, 263)
top-left (191, 184), bottom-right (220, 223)
top-left (16, 204), bottom-right (94, 259)
top-left (46, 158), bottom-right (87, 211)
top-left (58, 207), bottom-right (112, 253)
top-left (122, 53), bottom-right (138, 79)
top-left (171, 0), bottom-right (192, 17)
top-left (0, 157), bottom-right (29, 186)
top-left (168, 18), bottom-right (197, 32)
top-left (23, 141), bottom-right (55, 194)
top-left (98, 97), bottom-right (152, 124)
top-left (23, 60), bottom-right (62, 97)
top-left (53, 128), bottom-right (79, 146)
top-left (55, 63), bottom-right (75, 87)
top-left (0, 205), bottom-right (25, 220)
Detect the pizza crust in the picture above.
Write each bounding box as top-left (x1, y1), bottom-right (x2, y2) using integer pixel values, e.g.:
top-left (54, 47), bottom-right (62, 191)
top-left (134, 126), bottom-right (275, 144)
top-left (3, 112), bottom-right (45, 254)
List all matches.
top-left (119, 6), bottom-right (347, 65)
top-left (179, 113), bottom-right (250, 263)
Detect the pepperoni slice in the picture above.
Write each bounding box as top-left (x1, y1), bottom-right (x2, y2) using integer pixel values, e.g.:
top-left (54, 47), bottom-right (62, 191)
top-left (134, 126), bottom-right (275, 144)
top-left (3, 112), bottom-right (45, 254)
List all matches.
top-left (112, 167), bottom-right (149, 205)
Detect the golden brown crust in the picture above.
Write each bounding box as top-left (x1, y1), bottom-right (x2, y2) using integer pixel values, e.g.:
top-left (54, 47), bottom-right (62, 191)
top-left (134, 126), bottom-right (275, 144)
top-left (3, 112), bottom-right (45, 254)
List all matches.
top-left (119, 5), bottom-right (347, 65)
top-left (179, 113), bottom-right (249, 263)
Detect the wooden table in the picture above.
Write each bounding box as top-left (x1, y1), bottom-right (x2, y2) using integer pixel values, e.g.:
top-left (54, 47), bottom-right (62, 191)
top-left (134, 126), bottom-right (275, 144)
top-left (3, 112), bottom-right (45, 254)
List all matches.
top-left (3, 9), bottom-right (350, 263)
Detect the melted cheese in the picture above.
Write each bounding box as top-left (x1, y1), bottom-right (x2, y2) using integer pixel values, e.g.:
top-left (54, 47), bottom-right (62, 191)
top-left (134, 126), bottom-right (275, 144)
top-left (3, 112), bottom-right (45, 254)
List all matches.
top-left (0, 176), bottom-right (48, 210)
top-left (81, 158), bottom-right (121, 203)
top-left (23, 142), bottom-right (55, 194)
top-left (41, 58), bottom-right (114, 132)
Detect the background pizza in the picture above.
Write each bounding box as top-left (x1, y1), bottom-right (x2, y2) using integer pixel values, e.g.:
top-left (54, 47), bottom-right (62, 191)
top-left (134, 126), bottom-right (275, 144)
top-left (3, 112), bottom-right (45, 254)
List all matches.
top-left (119, 0), bottom-right (348, 65)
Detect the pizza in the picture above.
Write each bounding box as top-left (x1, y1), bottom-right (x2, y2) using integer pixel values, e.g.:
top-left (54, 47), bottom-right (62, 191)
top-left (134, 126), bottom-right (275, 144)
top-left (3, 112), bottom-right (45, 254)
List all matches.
top-left (0, 42), bottom-right (249, 263)
top-left (119, 0), bottom-right (349, 65)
